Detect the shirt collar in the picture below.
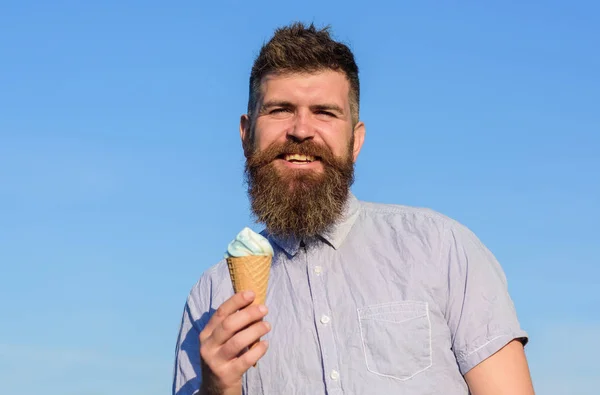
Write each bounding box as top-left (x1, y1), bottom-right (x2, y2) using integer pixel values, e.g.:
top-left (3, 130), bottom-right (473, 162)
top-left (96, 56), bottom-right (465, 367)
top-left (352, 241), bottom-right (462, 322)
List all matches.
top-left (261, 192), bottom-right (361, 257)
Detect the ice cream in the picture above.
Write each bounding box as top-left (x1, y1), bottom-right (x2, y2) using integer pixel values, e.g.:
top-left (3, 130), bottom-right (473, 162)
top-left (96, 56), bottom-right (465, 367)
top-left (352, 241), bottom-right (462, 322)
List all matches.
top-left (225, 227), bottom-right (273, 358)
top-left (225, 227), bottom-right (274, 258)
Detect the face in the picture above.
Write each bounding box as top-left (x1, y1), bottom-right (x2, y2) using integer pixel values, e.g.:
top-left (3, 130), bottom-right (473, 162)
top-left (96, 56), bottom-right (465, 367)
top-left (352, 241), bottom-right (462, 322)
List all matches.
top-left (242, 70), bottom-right (364, 171)
top-left (240, 70), bottom-right (366, 239)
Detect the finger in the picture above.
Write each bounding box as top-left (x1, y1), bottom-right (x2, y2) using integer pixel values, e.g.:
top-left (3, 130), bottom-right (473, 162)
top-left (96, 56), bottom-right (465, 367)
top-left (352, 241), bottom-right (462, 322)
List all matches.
top-left (231, 340), bottom-right (269, 372)
top-left (219, 320), bottom-right (271, 361)
top-left (210, 304), bottom-right (269, 347)
top-left (200, 291), bottom-right (255, 342)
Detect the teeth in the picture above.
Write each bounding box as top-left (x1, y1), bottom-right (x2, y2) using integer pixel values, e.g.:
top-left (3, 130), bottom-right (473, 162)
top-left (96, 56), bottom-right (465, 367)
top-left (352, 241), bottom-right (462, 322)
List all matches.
top-left (284, 154), bottom-right (315, 162)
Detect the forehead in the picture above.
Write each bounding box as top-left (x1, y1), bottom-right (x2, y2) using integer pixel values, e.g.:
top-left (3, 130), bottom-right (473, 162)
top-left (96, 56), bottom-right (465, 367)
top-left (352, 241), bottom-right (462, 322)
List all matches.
top-left (258, 70), bottom-right (350, 105)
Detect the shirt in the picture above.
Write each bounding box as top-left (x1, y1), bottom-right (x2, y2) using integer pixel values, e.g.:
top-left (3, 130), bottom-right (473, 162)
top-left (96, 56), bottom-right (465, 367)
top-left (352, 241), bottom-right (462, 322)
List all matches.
top-left (172, 193), bottom-right (528, 395)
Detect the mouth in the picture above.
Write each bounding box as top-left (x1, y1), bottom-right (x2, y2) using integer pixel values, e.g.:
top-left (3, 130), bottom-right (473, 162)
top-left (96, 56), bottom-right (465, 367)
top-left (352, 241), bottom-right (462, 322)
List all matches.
top-left (274, 153), bottom-right (323, 171)
top-left (278, 153), bottom-right (320, 164)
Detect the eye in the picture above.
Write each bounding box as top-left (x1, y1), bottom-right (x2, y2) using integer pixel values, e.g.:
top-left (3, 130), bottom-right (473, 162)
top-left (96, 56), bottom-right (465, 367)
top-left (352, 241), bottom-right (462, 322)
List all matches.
top-left (270, 108), bottom-right (290, 114)
top-left (316, 110), bottom-right (336, 117)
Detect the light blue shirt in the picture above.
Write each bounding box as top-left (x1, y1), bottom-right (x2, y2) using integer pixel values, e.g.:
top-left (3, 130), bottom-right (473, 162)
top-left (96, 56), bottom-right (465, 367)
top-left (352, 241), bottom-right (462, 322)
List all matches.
top-left (173, 194), bottom-right (528, 394)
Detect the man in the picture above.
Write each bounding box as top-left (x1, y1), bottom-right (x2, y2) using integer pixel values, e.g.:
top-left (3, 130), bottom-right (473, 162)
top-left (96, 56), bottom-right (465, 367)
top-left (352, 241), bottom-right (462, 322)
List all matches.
top-left (173, 23), bottom-right (535, 395)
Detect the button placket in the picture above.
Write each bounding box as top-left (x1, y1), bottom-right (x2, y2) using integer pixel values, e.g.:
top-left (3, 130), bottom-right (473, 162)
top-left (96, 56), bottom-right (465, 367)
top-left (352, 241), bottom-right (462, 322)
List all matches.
top-left (305, 248), bottom-right (343, 393)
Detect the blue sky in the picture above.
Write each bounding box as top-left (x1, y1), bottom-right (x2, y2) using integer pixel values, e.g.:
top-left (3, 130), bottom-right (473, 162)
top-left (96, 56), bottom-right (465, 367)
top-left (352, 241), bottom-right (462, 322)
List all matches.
top-left (1, 1), bottom-right (598, 394)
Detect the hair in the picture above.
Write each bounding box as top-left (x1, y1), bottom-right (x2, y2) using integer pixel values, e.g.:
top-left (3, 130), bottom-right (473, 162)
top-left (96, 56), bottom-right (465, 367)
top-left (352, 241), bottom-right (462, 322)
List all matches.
top-left (248, 22), bottom-right (360, 126)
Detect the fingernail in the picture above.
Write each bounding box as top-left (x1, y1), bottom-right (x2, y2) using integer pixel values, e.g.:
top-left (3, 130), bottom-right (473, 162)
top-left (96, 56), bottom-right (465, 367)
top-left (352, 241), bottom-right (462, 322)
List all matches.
top-left (264, 321), bottom-right (271, 330)
top-left (243, 290), bottom-right (255, 300)
top-left (258, 305), bottom-right (267, 313)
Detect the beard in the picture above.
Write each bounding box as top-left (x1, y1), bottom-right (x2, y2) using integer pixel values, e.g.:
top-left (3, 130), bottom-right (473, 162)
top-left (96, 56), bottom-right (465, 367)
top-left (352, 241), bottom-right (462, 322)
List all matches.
top-left (244, 137), bottom-right (355, 240)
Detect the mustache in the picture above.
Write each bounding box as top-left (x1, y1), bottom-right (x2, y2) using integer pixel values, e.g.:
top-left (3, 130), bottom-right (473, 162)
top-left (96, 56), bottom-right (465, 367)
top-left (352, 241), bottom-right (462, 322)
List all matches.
top-left (246, 140), bottom-right (339, 168)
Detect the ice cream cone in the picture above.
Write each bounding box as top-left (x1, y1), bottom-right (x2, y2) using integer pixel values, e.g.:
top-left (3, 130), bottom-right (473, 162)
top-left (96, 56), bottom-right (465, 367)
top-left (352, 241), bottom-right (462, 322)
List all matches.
top-left (226, 255), bottom-right (272, 354)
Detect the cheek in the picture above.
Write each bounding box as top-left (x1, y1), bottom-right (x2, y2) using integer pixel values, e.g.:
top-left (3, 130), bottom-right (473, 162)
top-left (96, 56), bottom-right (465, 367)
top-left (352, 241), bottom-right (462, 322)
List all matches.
top-left (254, 122), bottom-right (288, 150)
top-left (322, 133), bottom-right (353, 158)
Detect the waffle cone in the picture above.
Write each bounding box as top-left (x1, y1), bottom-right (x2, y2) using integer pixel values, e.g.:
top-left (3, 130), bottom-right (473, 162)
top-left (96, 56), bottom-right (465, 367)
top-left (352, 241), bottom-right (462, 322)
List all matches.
top-left (226, 255), bottom-right (272, 358)
top-left (226, 255), bottom-right (271, 304)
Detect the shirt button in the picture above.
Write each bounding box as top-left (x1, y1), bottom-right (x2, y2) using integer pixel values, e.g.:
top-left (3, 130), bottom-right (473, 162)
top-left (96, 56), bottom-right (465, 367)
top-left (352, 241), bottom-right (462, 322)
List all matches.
top-left (314, 266), bottom-right (322, 274)
top-left (330, 370), bottom-right (340, 380)
top-left (320, 315), bottom-right (330, 324)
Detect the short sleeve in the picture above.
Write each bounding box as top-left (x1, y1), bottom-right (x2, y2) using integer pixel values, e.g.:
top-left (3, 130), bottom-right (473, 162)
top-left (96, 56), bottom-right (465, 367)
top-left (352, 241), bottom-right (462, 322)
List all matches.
top-left (172, 275), bottom-right (213, 395)
top-left (442, 222), bottom-right (528, 375)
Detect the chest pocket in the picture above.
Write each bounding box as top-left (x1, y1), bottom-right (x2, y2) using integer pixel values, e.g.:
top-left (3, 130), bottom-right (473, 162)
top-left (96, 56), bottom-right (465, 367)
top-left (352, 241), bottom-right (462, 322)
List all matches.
top-left (357, 301), bottom-right (432, 380)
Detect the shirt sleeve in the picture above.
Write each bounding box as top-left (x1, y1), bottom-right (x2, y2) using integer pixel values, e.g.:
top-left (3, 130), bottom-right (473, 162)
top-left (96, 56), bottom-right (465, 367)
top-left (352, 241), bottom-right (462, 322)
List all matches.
top-left (172, 275), bottom-right (213, 395)
top-left (442, 221), bottom-right (528, 375)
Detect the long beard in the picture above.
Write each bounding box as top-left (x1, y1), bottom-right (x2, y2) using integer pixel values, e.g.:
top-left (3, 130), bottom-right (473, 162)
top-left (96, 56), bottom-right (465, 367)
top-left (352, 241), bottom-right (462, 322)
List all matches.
top-left (244, 138), bottom-right (355, 240)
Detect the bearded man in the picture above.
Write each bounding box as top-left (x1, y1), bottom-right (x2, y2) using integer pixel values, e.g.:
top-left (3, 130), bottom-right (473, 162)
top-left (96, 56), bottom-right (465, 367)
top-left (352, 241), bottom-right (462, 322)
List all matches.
top-left (173, 23), bottom-right (535, 395)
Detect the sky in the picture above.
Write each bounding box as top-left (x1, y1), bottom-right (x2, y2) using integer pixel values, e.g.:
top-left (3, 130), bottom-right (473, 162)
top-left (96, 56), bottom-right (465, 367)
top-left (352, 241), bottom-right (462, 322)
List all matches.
top-left (0, 1), bottom-right (598, 394)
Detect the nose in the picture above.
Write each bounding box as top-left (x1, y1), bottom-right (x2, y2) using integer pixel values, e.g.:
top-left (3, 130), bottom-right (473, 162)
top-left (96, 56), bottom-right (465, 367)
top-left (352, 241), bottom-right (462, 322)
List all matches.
top-left (286, 110), bottom-right (315, 142)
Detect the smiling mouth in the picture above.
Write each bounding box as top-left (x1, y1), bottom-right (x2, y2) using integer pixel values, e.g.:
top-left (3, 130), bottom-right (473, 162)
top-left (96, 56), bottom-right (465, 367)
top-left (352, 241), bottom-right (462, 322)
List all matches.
top-left (278, 153), bottom-right (319, 164)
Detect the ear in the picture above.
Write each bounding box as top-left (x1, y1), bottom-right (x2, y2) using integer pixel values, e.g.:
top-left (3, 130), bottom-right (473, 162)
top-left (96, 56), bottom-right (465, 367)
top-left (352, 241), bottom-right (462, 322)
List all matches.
top-left (351, 121), bottom-right (366, 162)
top-left (240, 114), bottom-right (252, 157)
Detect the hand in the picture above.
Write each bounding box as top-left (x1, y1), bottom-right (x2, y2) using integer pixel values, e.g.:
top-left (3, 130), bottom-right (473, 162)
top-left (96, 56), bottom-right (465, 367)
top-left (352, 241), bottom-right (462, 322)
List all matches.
top-left (199, 291), bottom-right (271, 395)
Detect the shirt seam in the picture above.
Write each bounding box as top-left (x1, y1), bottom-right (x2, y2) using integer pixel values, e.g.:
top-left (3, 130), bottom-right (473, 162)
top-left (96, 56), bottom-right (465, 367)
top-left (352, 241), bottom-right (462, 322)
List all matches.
top-left (455, 334), bottom-right (508, 362)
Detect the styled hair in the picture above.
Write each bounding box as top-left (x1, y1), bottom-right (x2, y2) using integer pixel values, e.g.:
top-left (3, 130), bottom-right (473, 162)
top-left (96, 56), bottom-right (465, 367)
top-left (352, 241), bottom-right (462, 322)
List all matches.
top-left (248, 22), bottom-right (360, 125)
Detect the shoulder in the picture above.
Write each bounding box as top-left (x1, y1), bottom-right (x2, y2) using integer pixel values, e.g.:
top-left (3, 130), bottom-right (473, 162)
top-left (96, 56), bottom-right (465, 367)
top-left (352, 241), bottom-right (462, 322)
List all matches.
top-left (354, 198), bottom-right (488, 254)
top-left (356, 198), bottom-right (461, 233)
top-left (356, 198), bottom-right (487, 252)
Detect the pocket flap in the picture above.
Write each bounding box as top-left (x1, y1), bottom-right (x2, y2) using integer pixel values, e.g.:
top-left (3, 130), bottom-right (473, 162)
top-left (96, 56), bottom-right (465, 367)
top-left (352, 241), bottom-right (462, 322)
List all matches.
top-left (358, 301), bottom-right (428, 323)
